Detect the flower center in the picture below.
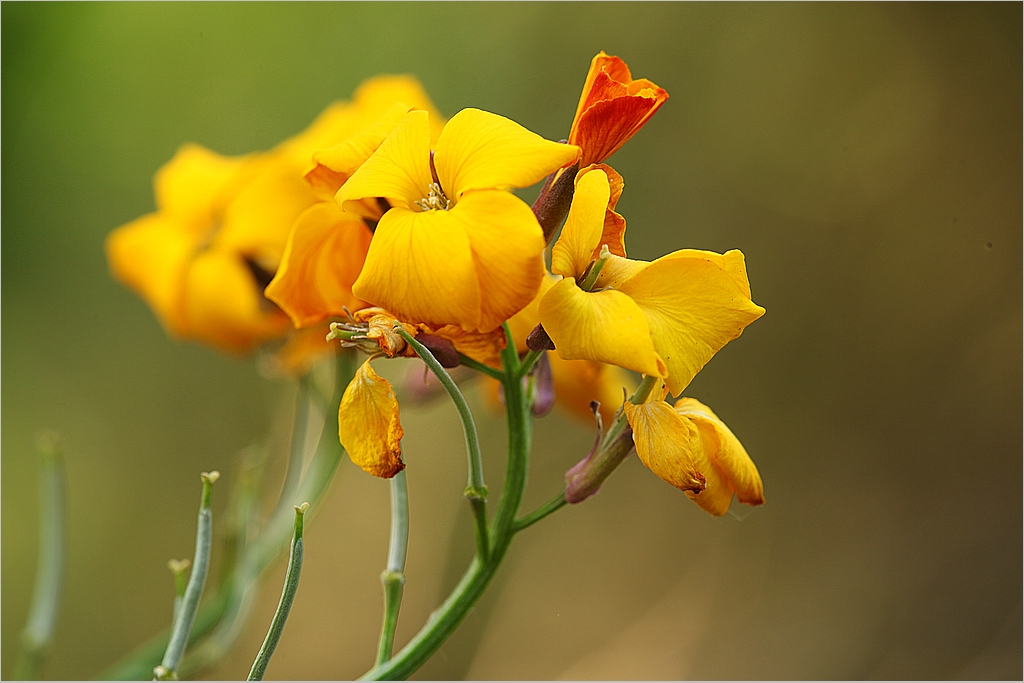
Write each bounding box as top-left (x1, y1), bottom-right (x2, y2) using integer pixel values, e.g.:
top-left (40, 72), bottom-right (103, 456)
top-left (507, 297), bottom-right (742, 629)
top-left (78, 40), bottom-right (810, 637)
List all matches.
top-left (415, 182), bottom-right (451, 212)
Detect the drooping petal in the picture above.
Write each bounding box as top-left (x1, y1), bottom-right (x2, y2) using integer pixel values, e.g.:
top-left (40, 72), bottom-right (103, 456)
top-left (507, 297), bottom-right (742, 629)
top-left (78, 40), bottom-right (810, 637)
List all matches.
top-left (624, 400), bottom-right (706, 493)
top-left (452, 190), bottom-right (546, 331)
top-left (616, 249), bottom-right (765, 396)
top-left (337, 109), bottom-right (434, 214)
top-left (264, 201), bottom-right (373, 328)
top-left (338, 360), bottom-right (405, 478)
top-left (551, 168), bottom-right (610, 280)
top-left (539, 277), bottom-right (666, 377)
top-left (675, 398), bottom-right (765, 512)
top-left (179, 248), bottom-right (289, 353)
top-left (434, 108), bottom-right (580, 200)
top-left (105, 213), bottom-right (196, 336)
top-left (351, 206), bottom-right (482, 330)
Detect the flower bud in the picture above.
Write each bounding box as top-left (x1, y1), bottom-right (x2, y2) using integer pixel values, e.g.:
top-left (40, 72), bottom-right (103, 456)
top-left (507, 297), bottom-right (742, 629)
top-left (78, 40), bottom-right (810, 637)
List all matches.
top-left (564, 402), bottom-right (636, 504)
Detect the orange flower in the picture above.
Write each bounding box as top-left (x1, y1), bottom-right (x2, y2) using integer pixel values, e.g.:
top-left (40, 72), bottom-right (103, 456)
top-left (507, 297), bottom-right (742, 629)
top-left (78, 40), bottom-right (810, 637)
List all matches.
top-left (569, 52), bottom-right (669, 167)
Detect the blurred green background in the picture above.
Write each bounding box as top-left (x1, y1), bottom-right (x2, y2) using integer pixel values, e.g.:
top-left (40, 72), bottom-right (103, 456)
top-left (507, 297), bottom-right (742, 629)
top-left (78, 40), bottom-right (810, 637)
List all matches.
top-left (3, 2), bottom-right (1021, 680)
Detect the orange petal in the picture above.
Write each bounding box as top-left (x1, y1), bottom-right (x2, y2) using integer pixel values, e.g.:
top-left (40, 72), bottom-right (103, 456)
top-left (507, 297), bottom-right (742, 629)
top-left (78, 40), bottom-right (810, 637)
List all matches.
top-left (624, 400), bottom-right (706, 494)
top-left (264, 202), bottom-right (372, 328)
top-left (271, 324), bottom-right (337, 377)
top-left (338, 360), bottom-right (405, 478)
top-left (539, 277), bottom-right (666, 378)
top-left (549, 354), bottom-right (635, 426)
top-left (583, 163), bottom-right (627, 259)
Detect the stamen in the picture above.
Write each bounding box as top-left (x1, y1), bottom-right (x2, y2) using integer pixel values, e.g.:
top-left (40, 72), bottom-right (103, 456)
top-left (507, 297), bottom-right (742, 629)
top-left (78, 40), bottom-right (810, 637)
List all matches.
top-left (415, 182), bottom-right (452, 212)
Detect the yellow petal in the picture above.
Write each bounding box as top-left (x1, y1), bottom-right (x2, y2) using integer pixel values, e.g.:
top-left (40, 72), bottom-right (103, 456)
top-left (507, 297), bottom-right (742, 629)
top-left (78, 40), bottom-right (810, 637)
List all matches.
top-left (215, 156), bottom-right (319, 267)
top-left (452, 190), bottom-right (546, 331)
top-left (551, 168), bottom-right (609, 279)
top-left (264, 202), bottom-right (372, 328)
top-left (506, 272), bottom-right (556, 354)
top-left (179, 248), bottom-right (289, 353)
top-left (105, 213), bottom-right (196, 336)
top-left (624, 400), bottom-right (706, 493)
top-left (425, 324), bottom-right (506, 369)
top-left (349, 74), bottom-right (446, 143)
top-left (616, 249), bottom-right (765, 396)
top-left (153, 143), bottom-right (251, 227)
top-left (433, 108), bottom-right (580, 200)
top-left (351, 206), bottom-right (482, 330)
top-left (675, 398), bottom-right (764, 513)
top-left (549, 354), bottom-right (635, 426)
top-left (338, 360), bottom-right (405, 478)
top-left (337, 109), bottom-right (434, 214)
top-left (539, 277), bottom-right (665, 377)
top-left (271, 324), bottom-right (337, 377)
top-left (595, 254), bottom-right (647, 290)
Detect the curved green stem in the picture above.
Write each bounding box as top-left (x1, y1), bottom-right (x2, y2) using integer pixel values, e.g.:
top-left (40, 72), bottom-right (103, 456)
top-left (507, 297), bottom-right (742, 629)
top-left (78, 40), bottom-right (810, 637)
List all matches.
top-left (15, 435), bottom-right (66, 681)
top-left (513, 491), bottom-right (567, 533)
top-left (376, 471), bottom-right (409, 666)
top-left (359, 325), bottom-right (532, 681)
top-left (516, 350), bottom-right (544, 379)
top-left (394, 327), bottom-right (489, 561)
top-left (247, 504), bottom-right (308, 681)
top-left (457, 354), bottom-right (504, 381)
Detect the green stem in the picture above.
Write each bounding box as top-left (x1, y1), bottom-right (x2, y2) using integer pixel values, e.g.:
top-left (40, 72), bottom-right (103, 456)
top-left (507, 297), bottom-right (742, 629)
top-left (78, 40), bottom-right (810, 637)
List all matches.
top-left (247, 504), bottom-right (308, 681)
top-left (15, 435), bottom-right (66, 681)
top-left (394, 327), bottom-right (489, 561)
top-left (359, 325), bottom-right (533, 681)
top-left (98, 351), bottom-right (358, 681)
top-left (376, 471), bottom-right (409, 666)
top-left (457, 354), bottom-right (504, 381)
top-left (156, 472), bottom-right (219, 680)
top-left (513, 491), bottom-right (567, 533)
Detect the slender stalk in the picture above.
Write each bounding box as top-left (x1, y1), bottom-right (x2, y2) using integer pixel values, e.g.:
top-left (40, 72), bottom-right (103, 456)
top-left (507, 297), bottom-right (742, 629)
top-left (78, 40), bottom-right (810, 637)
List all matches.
top-left (247, 503), bottom-right (308, 681)
top-left (516, 349), bottom-right (545, 379)
top-left (359, 325), bottom-right (534, 681)
top-left (457, 354), bottom-right (504, 381)
top-left (167, 560), bottom-right (191, 626)
top-left (394, 327), bottom-right (489, 561)
top-left (98, 351), bottom-right (357, 681)
top-left (155, 472), bottom-right (219, 680)
top-left (513, 491), bottom-right (567, 533)
top-left (375, 470), bottom-right (409, 666)
top-left (15, 435), bottom-right (66, 681)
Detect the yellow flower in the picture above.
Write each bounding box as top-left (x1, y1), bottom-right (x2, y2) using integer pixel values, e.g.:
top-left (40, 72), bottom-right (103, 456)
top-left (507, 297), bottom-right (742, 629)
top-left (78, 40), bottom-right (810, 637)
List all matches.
top-left (624, 391), bottom-right (764, 516)
top-left (506, 272), bottom-right (635, 426)
top-left (539, 166), bottom-right (765, 396)
top-left (339, 359), bottom-right (405, 478)
top-left (337, 108), bottom-right (580, 333)
top-left (107, 75), bottom-right (440, 354)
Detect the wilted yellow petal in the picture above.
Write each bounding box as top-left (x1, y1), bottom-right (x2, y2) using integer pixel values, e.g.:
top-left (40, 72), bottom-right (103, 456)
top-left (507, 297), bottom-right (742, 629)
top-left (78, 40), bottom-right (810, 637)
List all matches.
top-left (351, 206), bottom-right (482, 330)
top-left (551, 168), bottom-right (609, 280)
top-left (539, 278), bottom-right (666, 377)
top-left (434, 108), bottom-right (579, 200)
top-left (179, 248), bottom-right (289, 353)
top-left (338, 109), bottom-right (434, 214)
top-left (264, 202), bottom-right (372, 328)
top-left (624, 400), bottom-right (706, 493)
top-left (452, 190), bottom-right (546, 332)
top-left (675, 398), bottom-right (764, 514)
top-left (338, 360), bottom-right (405, 478)
top-left (617, 249), bottom-right (765, 396)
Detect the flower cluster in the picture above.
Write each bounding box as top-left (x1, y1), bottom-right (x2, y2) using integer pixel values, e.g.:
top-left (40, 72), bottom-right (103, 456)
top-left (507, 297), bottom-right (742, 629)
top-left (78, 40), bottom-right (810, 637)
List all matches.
top-left (108, 52), bottom-right (765, 517)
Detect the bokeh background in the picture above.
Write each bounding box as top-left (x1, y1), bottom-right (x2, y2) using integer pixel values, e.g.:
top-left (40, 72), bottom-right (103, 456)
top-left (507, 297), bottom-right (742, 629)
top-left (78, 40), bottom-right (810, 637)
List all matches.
top-left (3, 3), bottom-right (1021, 680)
